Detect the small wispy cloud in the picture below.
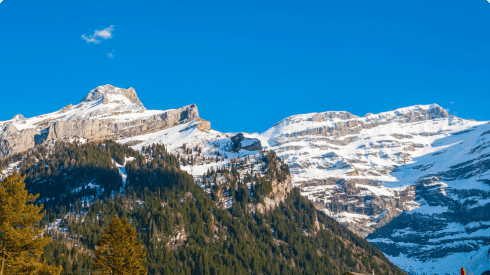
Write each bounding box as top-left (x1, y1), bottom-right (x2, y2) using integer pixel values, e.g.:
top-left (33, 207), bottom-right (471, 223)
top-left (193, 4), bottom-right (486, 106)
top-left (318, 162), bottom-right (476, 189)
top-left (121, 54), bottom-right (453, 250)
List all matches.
top-left (107, 49), bottom-right (116, 58)
top-left (82, 25), bottom-right (115, 44)
top-left (448, 101), bottom-right (454, 104)
top-left (107, 49), bottom-right (117, 59)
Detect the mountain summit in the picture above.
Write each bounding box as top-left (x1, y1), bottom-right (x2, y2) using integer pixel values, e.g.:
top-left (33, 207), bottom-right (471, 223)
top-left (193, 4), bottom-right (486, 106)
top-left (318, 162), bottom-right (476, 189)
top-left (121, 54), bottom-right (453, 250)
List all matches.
top-left (80, 84), bottom-right (143, 106)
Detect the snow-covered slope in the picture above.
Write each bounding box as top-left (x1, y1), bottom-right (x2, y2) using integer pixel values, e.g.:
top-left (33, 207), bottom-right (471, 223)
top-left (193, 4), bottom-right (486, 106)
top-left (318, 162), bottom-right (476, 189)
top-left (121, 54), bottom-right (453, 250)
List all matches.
top-left (255, 106), bottom-right (490, 274)
top-left (254, 104), bottom-right (480, 182)
top-left (366, 122), bottom-right (490, 274)
top-left (117, 103), bottom-right (490, 274)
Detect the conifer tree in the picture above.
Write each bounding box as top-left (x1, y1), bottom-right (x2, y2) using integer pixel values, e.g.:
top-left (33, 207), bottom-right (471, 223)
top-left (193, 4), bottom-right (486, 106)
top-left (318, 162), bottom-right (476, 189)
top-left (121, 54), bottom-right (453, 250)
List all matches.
top-left (94, 217), bottom-right (147, 275)
top-left (0, 172), bottom-right (61, 275)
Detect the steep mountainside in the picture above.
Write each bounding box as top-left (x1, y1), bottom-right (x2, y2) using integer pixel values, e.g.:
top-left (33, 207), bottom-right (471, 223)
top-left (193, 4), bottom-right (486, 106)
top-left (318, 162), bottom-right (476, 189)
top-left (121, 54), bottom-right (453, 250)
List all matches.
top-left (0, 141), bottom-right (404, 275)
top-left (119, 103), bottom-right (490, 274)
top-left (252, 105), bottom-right (490, 274)
top-left (2, 84), bottom-right (489, 274)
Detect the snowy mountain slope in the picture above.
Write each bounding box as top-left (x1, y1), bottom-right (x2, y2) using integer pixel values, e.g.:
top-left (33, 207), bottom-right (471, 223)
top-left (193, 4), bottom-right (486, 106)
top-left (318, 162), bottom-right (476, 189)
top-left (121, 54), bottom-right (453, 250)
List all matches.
top-left (366, 122), bottom-right (490, 275)
top-left (255, 106), bottom-right (490, 274)
top-left (118, 119), bottom-right (266, 177)
top-left (256, 104), bottom-right (484, 183)
top-left (118, 120), bottom-right (234, 176)
top-left (118, 103), bottom-right (490, 274)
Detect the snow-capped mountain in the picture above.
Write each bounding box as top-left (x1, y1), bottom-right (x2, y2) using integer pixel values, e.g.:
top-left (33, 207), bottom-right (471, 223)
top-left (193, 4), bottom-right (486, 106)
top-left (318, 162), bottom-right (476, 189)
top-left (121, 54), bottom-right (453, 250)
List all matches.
top-left (0, 84), bottom-right (208, 158)
top-left (2, 85), bottom-right (489, 274)
top-left (119, 100), bottom-right (490, 274)
top-left (249, 105), bottom-right (490, 274)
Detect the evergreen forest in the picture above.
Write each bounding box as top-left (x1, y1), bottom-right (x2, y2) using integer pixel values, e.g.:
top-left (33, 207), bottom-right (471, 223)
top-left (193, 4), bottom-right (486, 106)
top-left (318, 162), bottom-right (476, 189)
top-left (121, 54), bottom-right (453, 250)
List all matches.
top-left (0, 140), bottom-right (405, 275)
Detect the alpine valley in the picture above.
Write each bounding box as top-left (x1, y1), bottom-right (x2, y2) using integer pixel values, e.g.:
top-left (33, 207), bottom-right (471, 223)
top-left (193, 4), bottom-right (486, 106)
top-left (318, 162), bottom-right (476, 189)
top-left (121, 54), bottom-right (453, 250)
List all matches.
top-left (1, 85), bottom-right (489, 274)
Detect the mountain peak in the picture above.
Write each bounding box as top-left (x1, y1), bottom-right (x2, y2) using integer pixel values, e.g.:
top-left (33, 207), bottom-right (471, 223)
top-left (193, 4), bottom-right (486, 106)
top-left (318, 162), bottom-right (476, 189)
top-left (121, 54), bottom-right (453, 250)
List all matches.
top-left (80, 85), bottom-right (142, 106)
top-left (368, 103), bottom-right (451, 122)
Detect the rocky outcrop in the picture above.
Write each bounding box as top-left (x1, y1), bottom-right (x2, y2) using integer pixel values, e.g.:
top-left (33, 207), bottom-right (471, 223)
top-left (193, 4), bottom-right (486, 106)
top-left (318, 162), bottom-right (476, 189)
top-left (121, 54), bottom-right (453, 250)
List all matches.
top-left (230, 133), bottom-right (262, 152)
top-left (195, 118), bottom-right (211, 131)
top-left (60, 104), bottom-right (73, 113)
top-left (0, 123), bottom-right (38, 159)
top-left (250, 175), bottom-right (294, 214)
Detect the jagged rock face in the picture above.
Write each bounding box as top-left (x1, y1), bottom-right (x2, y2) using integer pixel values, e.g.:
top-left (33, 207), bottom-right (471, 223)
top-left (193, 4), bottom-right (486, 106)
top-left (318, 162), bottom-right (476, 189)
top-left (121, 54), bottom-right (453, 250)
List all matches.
top-left (0, 85), bottom-right (205, 159)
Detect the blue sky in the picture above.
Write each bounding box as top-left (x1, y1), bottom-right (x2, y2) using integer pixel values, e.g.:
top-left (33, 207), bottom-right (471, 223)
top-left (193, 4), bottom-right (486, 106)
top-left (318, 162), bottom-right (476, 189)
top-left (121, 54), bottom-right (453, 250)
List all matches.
top-left (1, 0), bottom-right (489, 133)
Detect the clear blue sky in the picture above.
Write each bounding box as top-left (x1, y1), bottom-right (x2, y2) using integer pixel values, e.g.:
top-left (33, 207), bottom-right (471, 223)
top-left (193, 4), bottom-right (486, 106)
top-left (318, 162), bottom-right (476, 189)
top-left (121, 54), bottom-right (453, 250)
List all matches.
top-left (1, 0), bottom-right (489, 133)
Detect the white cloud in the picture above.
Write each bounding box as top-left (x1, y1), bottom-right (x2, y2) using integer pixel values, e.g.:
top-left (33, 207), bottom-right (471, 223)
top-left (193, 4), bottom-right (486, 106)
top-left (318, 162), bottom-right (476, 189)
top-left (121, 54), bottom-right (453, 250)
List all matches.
top-left (0, 1), bottom-right (4, 4)
top-left (95, 26), bottom-right (114, 39)
top-left (81, 34), bottom-right (100, 44)
top-left (82, 25), bottom-right (115, 44)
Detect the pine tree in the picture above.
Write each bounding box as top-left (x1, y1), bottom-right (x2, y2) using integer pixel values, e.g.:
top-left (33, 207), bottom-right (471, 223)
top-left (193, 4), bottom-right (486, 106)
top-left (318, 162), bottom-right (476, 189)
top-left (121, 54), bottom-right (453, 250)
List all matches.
top-left (94, 217), bottom-right (147, 275)
top-left (0, 172), bottom-right (61, 275)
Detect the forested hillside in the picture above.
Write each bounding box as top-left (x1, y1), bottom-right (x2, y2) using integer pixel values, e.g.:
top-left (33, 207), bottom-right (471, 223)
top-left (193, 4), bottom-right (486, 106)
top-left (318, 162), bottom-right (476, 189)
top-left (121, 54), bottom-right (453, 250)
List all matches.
top-left (1, 141), bottom-right (405, 275)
